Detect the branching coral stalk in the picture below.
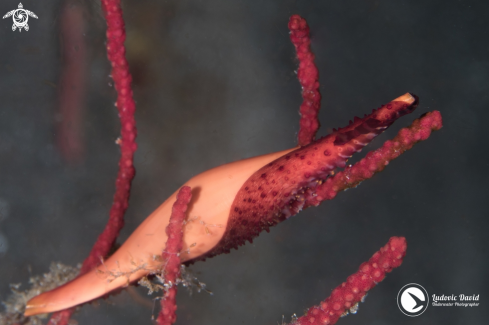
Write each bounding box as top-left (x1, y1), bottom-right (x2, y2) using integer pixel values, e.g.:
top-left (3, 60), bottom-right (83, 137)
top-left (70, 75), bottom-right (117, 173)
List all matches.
top-left (157, 186), bottom-right (192, 325)
top-left (290, 236), bottom-right (407, 325)
top-left (289, 15), bottom-right (321, 147)
top-left (48, 0), bottom-right (137, 324)
top-left (307, 111), bottom-right (443, 206)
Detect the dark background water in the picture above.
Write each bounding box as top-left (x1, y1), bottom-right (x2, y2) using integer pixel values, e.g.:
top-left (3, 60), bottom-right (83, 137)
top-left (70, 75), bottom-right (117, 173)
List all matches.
top-left (0, 0), bottom-right (487, 324)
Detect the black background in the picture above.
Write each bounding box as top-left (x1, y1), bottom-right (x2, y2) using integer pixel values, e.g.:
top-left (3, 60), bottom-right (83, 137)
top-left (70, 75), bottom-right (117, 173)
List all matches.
top-left (0, 0), bottom-right (487, 324)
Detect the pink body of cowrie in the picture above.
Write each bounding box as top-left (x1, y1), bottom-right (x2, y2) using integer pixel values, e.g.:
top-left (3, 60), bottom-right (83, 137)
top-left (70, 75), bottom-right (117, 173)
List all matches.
top-left (24, 93), bottom-right (417, 316)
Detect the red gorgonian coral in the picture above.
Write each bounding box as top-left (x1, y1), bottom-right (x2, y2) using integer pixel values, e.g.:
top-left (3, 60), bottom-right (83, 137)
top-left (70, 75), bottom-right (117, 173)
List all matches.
top-left (20, 5), bottom-right (442, 325)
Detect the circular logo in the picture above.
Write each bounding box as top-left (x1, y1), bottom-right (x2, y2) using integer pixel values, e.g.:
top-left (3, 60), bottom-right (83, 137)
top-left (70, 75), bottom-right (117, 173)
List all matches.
top-left (397, 283), bottom-right (429, 316)
top-left (14, 10), bottom-right (28, 27)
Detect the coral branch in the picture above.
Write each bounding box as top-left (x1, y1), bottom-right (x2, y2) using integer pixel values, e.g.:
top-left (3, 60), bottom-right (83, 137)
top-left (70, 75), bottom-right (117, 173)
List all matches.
top-left (82, 0), bottom-right (137, 281)
top-left (290, 236), bottom-right (407, 325)
top-left (289, 15), bottom-right (321, 147)
top-left (56, 1), bottom-right (87, 164)
top-left (47, 310), bottom-right (71, 325)
top-left (307, 110), bottom-right (443, 205)
top-left (47, 0), bottom-right (137, 323)
top-left (157, 186), bottom-right (192, 325)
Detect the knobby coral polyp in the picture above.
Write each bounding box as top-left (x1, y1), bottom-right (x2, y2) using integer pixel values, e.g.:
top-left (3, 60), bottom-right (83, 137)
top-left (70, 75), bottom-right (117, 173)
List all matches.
top-left (21, 5), bottom-right (442, 325)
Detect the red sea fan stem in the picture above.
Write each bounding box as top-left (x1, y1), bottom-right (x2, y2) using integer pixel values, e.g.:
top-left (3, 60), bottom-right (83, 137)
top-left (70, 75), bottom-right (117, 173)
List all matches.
top-left (56, 1), bottom-right (87, 164)
top-left (291, 236), bottom-right (407, 325)
top-left (307, 110), bottom-right (443, 206)
top-left (157, 187), bottom-right (193, 325)
top-left (289, 15), bottom-right (321, 147)
top-left (47, 1), bottom-right (137, 324)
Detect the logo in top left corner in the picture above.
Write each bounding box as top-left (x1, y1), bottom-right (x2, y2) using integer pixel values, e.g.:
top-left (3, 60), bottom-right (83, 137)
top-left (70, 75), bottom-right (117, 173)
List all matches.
top-left (3, 3), bottom-right (38, 32)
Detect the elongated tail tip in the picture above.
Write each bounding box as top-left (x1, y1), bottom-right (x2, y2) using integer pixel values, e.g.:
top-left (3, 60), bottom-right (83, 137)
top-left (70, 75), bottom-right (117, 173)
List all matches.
top-left (24, 293), bottom-right (51, 316)
top-left (24, 277), bottom-right (89, 316)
